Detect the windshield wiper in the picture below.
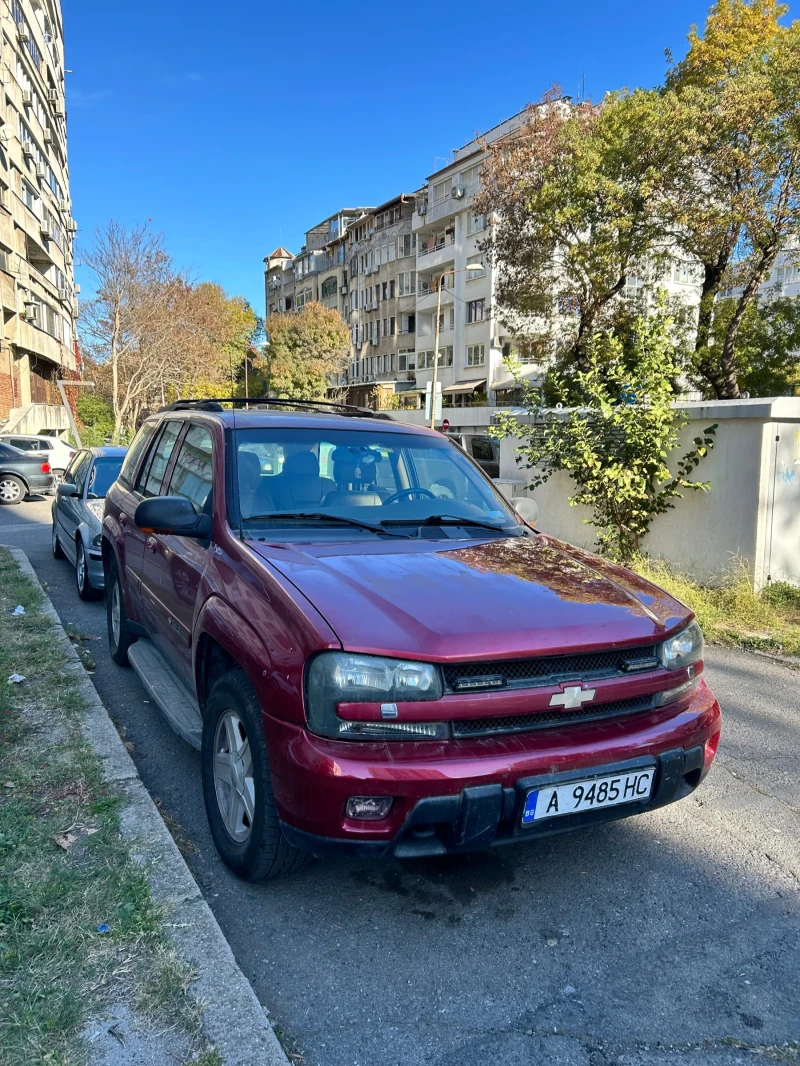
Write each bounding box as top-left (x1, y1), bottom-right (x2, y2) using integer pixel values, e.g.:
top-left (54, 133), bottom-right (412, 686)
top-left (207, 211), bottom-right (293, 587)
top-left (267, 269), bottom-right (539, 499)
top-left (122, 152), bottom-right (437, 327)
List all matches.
top-left (241, 512), bottom-right (410, 538)
top-left (380, 513), bottom-right (520, 535)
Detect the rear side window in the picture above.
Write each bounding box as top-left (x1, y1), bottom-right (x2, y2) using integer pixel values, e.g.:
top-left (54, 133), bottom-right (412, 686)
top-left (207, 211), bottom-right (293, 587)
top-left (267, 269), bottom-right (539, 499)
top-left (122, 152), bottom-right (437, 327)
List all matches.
top-left (9, 438), bottom-right (34, 451)
top-left (118, 423), bottom-right (156, 487)
top-left (167, 426), bottom-right (213, 514)
top-left (135, 421), bottom-right (182, 498)
top-left (470, 438), bottom-right (495, 462)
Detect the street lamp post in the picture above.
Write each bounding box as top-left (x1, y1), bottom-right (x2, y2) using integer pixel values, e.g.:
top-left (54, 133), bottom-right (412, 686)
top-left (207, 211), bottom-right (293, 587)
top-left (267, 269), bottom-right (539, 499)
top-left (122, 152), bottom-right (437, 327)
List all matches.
top-left (430, 262), bottom-right (483, 430)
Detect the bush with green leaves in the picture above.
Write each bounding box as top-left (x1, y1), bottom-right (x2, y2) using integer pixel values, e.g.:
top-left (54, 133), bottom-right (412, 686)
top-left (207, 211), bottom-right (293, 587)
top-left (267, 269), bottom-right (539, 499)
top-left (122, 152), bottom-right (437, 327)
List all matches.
top-left (76, 393), bottom-right (114, 447)
top-left (495, 305), bottom-right (717, 561)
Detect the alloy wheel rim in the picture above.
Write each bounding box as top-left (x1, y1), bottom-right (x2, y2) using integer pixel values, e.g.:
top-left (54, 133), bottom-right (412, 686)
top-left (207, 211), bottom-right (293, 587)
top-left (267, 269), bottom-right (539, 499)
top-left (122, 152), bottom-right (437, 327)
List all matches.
top-left (0, 479), bottom-right (20, 503)
top-left (213, 710), bottom-right (255, 843)
top-left (111, 582), bottom-right (121, 645)
top-left (77, 550), bottom-right (86, 590)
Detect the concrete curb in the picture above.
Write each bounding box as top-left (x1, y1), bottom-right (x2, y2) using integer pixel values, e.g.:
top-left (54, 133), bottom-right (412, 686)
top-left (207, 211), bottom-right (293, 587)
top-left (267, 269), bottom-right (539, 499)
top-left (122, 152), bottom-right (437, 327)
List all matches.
top-left (8, 548), bottom-right (290, 1066)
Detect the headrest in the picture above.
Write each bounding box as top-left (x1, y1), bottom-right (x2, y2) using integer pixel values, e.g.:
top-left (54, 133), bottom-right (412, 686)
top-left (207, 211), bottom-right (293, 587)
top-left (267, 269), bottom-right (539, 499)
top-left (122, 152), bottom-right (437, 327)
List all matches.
top-left (237, 451), bottom-right (262, 481)
top-left (282, 451), bottom-right (319, 478)
top-left (330, 446), bottom-right (382, 467)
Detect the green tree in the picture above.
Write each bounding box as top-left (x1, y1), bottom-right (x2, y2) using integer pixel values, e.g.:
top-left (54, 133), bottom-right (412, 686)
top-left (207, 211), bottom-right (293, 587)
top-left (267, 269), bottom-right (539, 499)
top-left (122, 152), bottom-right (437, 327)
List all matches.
top-left (260, 303), bottom-right (351, 399)
top-left (689, 294), bottom-right (800, 397)
top-left (662, 0), bottom-right (800, 397)
top-left (495, 304), bottom-right (717, 562)
top-left (475, 89), bottom-right (676, 376)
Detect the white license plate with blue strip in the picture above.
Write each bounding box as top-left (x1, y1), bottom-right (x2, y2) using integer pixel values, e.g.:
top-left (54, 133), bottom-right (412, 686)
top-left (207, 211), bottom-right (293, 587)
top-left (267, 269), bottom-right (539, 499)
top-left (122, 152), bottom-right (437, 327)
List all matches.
top-left (522, 767), bottom-right (655, 825)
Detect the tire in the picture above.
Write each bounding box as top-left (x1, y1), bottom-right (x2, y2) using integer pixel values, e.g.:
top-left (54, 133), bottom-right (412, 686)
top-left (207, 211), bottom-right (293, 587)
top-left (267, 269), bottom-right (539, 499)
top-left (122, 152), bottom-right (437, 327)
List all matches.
top-left (0, 475), bottom-right (25, 505)
top-left (201, 670), bottom-right (311, 881)
top-left (76, 536), bottom-right (100, 601)
top-left (52, 520), bottom-right (65, 559)
top-left (106, 559), bottom-right (134, 665)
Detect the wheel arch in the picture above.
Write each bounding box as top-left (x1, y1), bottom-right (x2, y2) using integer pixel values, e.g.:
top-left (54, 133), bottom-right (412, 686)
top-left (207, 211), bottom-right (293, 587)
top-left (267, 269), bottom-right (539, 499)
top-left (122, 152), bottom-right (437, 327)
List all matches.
top-left (194, 597), bottom-right (273, 716)
top-left (0, 469), bottom-right (29, 493)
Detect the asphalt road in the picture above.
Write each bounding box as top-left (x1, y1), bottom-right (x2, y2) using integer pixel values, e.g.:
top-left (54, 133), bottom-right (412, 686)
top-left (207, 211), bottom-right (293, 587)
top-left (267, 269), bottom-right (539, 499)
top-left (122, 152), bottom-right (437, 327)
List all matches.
top-left (2, 497), bottom-right (798, 1066)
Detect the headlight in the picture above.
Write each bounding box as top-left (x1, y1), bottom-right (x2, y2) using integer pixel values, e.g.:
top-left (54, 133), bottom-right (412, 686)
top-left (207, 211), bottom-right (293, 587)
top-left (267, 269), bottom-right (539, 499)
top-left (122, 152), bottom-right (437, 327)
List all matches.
top-left (306, 653), bottom-right (446, 741)
top-left (92, 533), bottom-right (102, 548)
top-left (658, 620), bottom-right (704, 670)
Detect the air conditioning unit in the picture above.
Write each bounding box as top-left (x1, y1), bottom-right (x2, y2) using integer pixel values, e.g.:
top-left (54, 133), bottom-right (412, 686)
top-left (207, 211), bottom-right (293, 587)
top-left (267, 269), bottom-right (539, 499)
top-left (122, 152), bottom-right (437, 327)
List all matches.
top-left (22, 141), bottom-right (34, 158)
top-left (21, 90), bottom-right (32, 106)
top-left (57, 286), bottom-right (69, 302)
top-left (21, 302), bottom-right (38, 323)
top-left (66, 219), bottom-right (77, 233)
top-left (73, 283), bottom-right (80, 294)
top-left (452, 185), bottom-right (465, 199)
top-left (59, 198), bottom-right (69, 212)
top-left (48, 88), bottom-right (59, 104)
top-left (418, 202), bottom-right (428, 216)
top-left (39, 217), bottom-right (52, 238)
top-left (368, 228), bottom-right (375, 237)
top-left (43, 129), bottom-right (53, 144)
top-left (339, 284), bottom-right (347, 295)
top-left (35, 162), bottom-right (46, 179)
top-left (18, 25), bottom-right (29, 43)
top-left (371, 338), bottom-right (378, 346)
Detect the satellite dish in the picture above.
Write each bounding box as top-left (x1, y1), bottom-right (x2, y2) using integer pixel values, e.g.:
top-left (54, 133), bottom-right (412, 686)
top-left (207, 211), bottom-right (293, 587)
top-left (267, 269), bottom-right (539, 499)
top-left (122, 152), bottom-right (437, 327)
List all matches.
top-left (0, 125), bottom-right (12, 143)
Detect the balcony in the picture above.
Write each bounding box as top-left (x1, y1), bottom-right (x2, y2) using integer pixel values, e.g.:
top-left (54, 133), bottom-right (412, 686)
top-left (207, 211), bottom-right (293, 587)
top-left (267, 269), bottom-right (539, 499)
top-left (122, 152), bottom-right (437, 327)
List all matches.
top-left (418, 233), bottom-right (455, 258)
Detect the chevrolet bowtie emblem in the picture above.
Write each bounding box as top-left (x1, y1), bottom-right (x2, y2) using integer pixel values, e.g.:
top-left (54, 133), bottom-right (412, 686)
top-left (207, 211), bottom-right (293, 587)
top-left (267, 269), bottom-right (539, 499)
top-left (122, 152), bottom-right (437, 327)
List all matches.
top-left (549, 685), bottom-right (597, 710)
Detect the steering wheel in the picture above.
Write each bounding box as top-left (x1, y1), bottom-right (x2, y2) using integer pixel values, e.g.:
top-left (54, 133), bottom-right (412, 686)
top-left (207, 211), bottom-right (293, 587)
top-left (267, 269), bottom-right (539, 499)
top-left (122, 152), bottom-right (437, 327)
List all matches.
top-left (383, 487), bottom-right (437, 505)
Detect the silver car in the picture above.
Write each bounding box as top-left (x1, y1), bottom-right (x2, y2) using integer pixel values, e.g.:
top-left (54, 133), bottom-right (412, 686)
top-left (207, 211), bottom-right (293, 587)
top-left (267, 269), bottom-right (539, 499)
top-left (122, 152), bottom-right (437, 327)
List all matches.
top-left (51, 446), bottom-right (127, 599)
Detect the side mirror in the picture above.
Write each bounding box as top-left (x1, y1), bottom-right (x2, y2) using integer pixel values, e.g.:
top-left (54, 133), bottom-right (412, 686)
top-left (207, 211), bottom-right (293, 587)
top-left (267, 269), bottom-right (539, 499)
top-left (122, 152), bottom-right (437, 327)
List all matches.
top-left (135, 496), bottom-right (211, 540)
top-left (57, 482), bottom-right (78, 497)
top-left (511, 496), bottom-right (539, 526)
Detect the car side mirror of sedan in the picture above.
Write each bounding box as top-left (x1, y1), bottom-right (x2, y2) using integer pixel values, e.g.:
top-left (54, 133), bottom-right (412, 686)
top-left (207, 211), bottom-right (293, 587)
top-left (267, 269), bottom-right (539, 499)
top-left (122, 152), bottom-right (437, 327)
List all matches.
top-left (511, 496), bottom-right (539, 526)
top-left (135, 496), bottom-right (211, 540)
top-left (57, 482), bottom-right (78, 497)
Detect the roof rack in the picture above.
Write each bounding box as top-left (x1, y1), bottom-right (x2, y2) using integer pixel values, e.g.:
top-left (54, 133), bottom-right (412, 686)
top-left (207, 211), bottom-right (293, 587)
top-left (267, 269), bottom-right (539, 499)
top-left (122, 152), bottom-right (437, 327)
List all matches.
top-left (157, 397), bottom-right (394, 421)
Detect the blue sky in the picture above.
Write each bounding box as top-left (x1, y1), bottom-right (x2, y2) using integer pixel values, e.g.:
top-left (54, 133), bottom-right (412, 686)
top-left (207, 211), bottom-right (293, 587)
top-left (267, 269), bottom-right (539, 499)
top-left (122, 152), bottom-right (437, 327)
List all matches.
top-left (65, 0), bottom-right (713, 315)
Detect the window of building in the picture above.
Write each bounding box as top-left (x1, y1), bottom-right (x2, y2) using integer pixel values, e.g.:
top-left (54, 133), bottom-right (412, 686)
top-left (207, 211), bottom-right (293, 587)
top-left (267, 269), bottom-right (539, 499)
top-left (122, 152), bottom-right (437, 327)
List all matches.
top-left (320, 277), bottom-right (337, 299)
top-left (398, 234), bottom-right (415, 258)
top-left (503, 340), bottom-right (544, 365)
top-left (400, 313), bottom-right (415, 334)
top-left (433, 180), bottom-right (448, 203)
top-left (398, 271), bottom-right (416, 296)
top-left (417, 347), bottom-right (454, 369)
top-left (466, 343), bottom-right (485, 367)
top-left (467, 213), bottom-right (486, 236)
top-left (389, 316), bottom-right (395, 335)
top-left (776, 264), bottom-right (800, 286)
top-left (21, 180), bottom-right (38, 213)
top-left (398, 349), bottom-right (416, 371)
top-left (466, 253), bottom-right (485, 278)
top-left (462, 163), bottom-right (482, 188)
top-left (387, 240), bottom-right (396, 262)
top-left (467, 299), bottom-right (485, 323)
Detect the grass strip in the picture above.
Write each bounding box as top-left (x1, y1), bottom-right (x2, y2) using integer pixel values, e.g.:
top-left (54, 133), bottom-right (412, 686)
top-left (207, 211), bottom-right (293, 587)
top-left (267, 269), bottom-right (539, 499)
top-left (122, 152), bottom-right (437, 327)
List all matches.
top-left (632, 556), bottom-right (800, 657)
top-left (0, 548), bottom-right (213, 1065)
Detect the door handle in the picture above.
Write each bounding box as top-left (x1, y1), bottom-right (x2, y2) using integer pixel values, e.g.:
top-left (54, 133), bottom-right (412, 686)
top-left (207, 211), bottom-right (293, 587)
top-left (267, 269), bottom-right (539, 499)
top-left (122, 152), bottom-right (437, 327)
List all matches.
top-left (146, 536), bottom-right (158, 554)
top-left (119, 512), bottom-right (127, 526)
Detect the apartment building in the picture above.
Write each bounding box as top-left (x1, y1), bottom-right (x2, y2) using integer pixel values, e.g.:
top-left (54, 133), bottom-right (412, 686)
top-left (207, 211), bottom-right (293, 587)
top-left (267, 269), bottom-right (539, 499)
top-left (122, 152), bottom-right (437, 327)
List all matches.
top-left (344, 194), bottom-right (418, 407)
top-left (264, 207), bottom-right (372, 320)
top-left (0, 0), bottom-right (77, 434)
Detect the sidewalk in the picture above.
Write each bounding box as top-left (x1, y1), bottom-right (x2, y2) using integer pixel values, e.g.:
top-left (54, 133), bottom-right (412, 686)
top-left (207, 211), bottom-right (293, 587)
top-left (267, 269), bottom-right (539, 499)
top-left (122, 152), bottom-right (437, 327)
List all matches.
top-left (0, 547), bottom-right (289, 1066)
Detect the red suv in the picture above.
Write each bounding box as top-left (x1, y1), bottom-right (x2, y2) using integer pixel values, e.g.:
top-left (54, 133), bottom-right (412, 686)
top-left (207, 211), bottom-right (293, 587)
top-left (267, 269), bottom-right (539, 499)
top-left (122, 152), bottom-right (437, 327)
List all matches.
top-left (102, 400), bottom-right (721, 881)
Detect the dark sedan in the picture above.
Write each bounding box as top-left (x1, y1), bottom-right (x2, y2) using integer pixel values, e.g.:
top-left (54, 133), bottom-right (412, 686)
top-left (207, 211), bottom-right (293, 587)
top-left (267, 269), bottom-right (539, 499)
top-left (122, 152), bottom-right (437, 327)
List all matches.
top-left (0, 441), bottom-right (55, 504)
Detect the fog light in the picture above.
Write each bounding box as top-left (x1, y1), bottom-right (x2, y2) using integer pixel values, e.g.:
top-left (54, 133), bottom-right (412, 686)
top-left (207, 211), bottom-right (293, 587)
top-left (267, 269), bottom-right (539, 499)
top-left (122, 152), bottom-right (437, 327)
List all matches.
top-left (345, 796), bottom-right (393, 821)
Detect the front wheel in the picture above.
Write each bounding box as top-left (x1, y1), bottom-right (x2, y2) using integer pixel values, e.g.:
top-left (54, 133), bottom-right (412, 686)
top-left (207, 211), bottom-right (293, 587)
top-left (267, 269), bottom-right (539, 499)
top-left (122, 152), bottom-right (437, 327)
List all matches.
top-left (76, 537), bottom-right (100, 601)
top-left (0, 475), bottom-right (25, 505)
top-left (201, 670), bottom-right (311, 881)
top-left (106, 560), bottom-right (134, 665)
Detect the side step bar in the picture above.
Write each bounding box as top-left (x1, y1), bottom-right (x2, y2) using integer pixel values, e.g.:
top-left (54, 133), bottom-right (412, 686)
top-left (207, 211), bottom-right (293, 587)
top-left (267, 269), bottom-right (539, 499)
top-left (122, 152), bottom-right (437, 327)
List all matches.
top-left (128, 639), bottom-right (203, 750)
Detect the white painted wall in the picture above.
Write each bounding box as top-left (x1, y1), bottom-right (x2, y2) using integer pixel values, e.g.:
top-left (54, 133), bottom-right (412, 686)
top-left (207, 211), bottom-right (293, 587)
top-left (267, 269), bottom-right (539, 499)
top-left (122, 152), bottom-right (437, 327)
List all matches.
top-left (390, 398), bottom-right (800, 587)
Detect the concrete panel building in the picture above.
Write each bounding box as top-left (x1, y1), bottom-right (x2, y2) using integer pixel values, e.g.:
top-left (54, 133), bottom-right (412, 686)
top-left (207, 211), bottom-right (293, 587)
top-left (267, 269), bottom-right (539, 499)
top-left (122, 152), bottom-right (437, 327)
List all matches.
top-left (0, 0), bottom-right (77, 436)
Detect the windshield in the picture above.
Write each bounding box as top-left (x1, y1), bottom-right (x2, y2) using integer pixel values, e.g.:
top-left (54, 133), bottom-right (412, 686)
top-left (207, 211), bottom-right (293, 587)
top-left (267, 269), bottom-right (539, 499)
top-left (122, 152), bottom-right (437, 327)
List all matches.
top-left (87, 457), bottom-right (124, 498)
top-left (233, 427), bottom-right (520, 539)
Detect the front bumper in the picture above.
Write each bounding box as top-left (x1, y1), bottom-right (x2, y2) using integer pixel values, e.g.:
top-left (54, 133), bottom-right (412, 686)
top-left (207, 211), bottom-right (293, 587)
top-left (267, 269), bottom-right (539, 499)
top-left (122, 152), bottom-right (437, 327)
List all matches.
top-left (266, 681), bottom-right (722, 859)
top-left (281, 746), bottom-right (707, 859)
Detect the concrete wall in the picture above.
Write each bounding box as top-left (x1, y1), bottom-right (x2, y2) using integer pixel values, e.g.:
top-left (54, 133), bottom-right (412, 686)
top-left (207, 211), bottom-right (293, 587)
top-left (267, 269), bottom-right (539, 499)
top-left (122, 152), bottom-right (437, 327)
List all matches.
top-left (390, 398), bottom-right (800, 587)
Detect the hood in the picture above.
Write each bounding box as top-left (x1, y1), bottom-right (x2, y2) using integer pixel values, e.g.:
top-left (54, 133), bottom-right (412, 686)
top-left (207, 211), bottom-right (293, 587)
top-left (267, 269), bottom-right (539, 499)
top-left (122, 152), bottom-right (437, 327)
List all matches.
top-left (251, 535), bottom-right (690, 661)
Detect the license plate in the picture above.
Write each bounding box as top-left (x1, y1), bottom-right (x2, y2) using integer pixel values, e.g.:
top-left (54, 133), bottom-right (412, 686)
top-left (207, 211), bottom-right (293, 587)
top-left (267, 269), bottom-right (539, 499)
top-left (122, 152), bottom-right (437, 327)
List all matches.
top-left (522, 767), bottom-right (655, 825)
